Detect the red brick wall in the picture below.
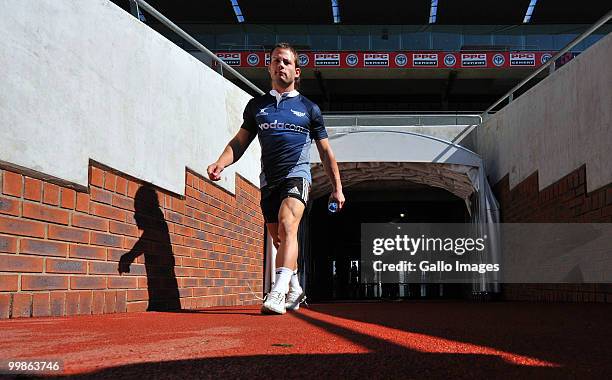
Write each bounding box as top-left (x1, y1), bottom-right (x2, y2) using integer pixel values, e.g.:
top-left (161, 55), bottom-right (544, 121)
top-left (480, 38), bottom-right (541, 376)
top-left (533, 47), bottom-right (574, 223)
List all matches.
top-left (0, 163), bottom-right (264, 318)
top-left (492, 165), bottom-right (612, 303)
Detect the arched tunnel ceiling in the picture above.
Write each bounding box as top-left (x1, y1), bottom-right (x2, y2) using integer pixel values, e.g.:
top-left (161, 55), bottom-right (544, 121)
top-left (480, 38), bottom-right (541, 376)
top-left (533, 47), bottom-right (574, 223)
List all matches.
top-left (311, 130), bottom-right (482, 167)
top-left (311, 162), bottom-right (476, 206)
top-left (309, 131), bottom-right (483, 209)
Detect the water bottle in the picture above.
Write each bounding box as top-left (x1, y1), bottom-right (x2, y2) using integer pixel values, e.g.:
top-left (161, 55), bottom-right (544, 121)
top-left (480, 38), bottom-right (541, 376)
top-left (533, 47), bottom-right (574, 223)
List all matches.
top-left (328, 200), bottom-right (339, 214)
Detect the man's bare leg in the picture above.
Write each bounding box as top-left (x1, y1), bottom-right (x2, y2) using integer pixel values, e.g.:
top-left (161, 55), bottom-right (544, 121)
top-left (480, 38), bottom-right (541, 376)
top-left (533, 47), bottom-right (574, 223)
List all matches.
top-left (269, 198), bottom-right (304, 294)
top-left (276, 197), bottom-right (305, 270)
top-left (267, 222), bottom-right (297, 271)
top-left (268, 215), bottom-right (304, 310)
top-left (261, 198), bottom-right (305, 314)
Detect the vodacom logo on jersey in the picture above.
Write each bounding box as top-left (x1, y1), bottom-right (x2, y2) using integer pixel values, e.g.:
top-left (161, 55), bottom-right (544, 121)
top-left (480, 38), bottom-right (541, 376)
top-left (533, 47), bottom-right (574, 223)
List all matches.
top-left (258, 120), bottom-right (309, 134)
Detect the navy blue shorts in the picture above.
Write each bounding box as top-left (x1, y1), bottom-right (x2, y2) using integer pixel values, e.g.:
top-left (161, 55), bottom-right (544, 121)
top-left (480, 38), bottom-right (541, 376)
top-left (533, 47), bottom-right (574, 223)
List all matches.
top-left (260, 177), bottom-right (310, 223)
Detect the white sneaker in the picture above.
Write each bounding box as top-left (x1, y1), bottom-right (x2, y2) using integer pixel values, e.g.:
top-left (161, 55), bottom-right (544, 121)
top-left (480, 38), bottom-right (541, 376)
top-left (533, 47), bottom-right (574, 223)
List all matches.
top-left (261, 291), bottom-right (286, 314)
top-left (285, 289), bottom-right (306, 311)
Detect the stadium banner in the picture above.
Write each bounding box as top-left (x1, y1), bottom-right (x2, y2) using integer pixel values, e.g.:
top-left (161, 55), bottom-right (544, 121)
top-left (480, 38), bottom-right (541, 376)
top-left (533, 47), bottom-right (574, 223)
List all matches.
top-left (215, 51), bottom-right (557, 69)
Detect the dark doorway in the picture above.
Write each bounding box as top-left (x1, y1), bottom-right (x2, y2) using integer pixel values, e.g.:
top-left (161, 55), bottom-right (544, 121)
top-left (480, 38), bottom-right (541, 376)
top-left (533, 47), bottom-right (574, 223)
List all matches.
top-left (304, 182), bottom-right (472, 302)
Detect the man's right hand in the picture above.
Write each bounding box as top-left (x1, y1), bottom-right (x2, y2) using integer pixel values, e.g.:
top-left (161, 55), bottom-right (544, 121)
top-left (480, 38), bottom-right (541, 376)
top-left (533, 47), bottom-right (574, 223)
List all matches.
top-left (207, 162), bottom-right (224, 181)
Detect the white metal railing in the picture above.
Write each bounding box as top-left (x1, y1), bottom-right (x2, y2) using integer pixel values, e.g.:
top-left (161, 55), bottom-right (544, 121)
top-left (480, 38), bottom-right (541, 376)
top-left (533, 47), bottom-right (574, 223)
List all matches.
top-left (324, 114), bottom-right (482, 128)
top-left (482, 10), bottom-right (612, 117)
top-left (131, 0), bottom-right (264, 95)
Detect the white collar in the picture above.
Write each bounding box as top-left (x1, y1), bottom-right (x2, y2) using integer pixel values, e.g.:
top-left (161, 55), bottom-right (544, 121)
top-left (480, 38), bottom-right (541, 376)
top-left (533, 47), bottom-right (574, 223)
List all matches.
top-left (269, 89), bottom-right (299, 104)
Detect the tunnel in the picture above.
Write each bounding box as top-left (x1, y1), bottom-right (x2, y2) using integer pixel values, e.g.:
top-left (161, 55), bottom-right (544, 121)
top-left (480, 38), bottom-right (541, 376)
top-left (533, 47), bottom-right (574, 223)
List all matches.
top-left (305, 180), bottom-right (471, 301)
top-left (265, 130), bottom-right (501, 302)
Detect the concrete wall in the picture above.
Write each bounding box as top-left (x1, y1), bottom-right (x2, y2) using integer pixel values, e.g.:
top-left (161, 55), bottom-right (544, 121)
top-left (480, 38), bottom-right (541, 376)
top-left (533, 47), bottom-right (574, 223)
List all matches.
top-left (0, 0), bottom-right (261, 195)
top-left (471, 34), bottom-right (612, 303)
top-left (473, 32), bottom-right (612, 193)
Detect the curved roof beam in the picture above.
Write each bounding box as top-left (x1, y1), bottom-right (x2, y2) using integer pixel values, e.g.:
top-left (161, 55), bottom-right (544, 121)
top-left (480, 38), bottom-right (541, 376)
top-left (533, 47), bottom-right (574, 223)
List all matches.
top-left (311, 130), bottom-right (482, 168)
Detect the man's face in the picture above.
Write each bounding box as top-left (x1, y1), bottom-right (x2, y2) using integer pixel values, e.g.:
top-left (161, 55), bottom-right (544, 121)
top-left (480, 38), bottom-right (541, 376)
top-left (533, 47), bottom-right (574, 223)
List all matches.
top-left (268, 48), bottom-right (300, 88)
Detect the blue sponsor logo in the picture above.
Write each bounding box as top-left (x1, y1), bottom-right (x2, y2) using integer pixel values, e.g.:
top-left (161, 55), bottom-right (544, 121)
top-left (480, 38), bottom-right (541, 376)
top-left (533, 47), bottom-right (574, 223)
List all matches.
top-left (299, 54), bottom-right (309, 66)
top-left (247, 53), bottom-right (259, 66)
top-left (346, 54), bottom-right (358, 67)
top-left (493, 54), bottom-right (505, 67)
top-left (395, 54), bottom-right (407, 66)
top-left (444, 54), bottom-right (456, 67)
top-left (541, 54), bottom-right (552, 64)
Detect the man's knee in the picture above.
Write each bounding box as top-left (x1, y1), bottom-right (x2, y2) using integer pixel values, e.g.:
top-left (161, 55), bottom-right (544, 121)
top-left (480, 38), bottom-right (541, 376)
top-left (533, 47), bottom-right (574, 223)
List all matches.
top-left (278, 216), bottom-right (299, 239)
top-left (277, 197), bottom-right (305, 239)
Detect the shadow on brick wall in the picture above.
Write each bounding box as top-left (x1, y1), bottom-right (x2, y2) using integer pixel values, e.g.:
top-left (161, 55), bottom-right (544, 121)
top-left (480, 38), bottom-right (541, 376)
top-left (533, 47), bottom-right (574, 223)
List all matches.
top-left (119, 184), bottom-right (180, 311)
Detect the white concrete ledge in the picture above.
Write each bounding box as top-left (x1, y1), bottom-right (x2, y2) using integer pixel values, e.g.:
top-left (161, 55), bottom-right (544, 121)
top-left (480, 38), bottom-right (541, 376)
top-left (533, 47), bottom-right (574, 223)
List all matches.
top-left (0, 0), bottom-right (261, 195)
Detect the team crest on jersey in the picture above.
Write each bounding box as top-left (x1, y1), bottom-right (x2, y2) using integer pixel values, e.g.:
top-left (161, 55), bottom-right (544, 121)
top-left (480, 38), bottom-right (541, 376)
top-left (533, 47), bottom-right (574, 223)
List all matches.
top-left (291, 109), bottom-right (306, 118)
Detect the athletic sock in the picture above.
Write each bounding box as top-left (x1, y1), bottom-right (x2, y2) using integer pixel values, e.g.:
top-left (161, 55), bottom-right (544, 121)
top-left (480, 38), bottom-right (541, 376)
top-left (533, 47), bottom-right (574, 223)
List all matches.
top-left (271, 267), bottom-right (293, 295)
top-left (289, 271), bottom-right (303, 293)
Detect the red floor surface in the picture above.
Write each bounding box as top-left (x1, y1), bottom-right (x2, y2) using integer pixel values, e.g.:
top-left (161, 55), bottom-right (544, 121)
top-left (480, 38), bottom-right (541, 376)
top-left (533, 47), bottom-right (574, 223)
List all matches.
top-left (0, 301), bottom-right (610, 379)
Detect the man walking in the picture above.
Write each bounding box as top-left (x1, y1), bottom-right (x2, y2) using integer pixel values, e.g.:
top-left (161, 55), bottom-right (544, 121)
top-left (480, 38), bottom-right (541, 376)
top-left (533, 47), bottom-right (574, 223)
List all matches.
top-left (207, 43), bottom-right (344, 314)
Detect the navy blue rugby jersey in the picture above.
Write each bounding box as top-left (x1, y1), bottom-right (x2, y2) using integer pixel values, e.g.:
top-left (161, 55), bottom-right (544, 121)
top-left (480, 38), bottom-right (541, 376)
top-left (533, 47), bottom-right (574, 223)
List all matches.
top-left (241, 90), bottom-right (328, 188)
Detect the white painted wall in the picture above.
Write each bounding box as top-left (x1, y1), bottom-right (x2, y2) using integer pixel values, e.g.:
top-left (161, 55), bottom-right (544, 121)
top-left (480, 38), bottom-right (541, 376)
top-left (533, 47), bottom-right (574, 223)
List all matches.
top-left (474, 32), bottom-right (612, 192)
top-left (0, 0), bottom-right (261, 195)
